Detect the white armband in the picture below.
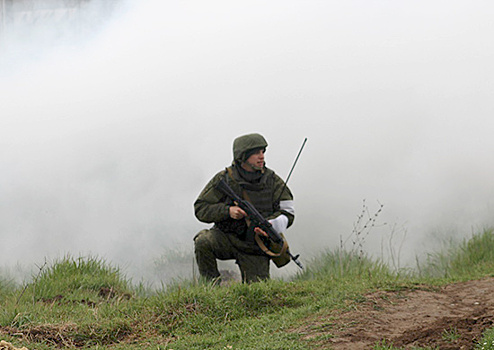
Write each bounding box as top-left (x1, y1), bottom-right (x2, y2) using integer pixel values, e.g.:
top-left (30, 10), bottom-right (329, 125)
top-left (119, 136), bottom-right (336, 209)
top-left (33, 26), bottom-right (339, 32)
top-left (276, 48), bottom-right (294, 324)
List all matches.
top-left (269, 215), bottom-right (289, 234)
top-left (280, 200), bottom-right (295, 216)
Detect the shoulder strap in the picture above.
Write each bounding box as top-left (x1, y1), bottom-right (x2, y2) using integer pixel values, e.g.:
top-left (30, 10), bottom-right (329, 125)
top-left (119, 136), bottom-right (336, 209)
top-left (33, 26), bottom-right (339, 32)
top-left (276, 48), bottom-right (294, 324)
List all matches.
top-left (226, 167), bottom-right (250, 201)
top-left (226, 167), bottom-right (235, 181)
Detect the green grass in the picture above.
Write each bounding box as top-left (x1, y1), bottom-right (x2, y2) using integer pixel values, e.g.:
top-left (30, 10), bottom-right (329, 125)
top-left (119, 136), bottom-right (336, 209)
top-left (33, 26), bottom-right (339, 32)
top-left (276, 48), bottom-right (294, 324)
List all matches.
top-left (442, 327), bottom-right (461, 342)
top-left (373, 341), bottom-right (439, 350)
top-left (419, 228), bottom-right (494, 280)
top-left (477, 328), bottom-right (494, 350)
top-left (1, 229), bottom-right (494, 349)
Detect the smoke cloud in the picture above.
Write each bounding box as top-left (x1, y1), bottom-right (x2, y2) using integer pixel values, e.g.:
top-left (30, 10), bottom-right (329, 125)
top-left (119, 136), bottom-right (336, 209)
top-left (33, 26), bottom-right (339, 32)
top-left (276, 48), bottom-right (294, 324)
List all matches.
top-left (1, 0), bottom-right (494, 283)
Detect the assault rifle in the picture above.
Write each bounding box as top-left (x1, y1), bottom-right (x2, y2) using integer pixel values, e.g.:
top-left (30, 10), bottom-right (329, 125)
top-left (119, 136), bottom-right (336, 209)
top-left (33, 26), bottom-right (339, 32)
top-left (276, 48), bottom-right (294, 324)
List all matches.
top-left (216, 178), bottom-right (303, 269)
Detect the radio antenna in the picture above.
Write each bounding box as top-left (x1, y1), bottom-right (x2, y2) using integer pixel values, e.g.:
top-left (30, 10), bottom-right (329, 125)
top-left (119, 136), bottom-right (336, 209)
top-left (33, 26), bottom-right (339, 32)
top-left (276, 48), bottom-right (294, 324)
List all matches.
top-left (276, 138), bottom-right (307, 202)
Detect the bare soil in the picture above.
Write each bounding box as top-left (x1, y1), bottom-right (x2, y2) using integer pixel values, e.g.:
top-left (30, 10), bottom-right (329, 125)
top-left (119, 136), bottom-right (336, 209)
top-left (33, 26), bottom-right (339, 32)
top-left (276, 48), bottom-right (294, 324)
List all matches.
top-left (297, 277), bottom-right (494, 349)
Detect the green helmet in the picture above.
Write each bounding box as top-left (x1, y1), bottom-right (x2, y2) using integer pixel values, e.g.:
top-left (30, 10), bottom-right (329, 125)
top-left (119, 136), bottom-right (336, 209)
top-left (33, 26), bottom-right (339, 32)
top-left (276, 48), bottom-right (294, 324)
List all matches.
top-left (233, 133), bottom-right (268, 163)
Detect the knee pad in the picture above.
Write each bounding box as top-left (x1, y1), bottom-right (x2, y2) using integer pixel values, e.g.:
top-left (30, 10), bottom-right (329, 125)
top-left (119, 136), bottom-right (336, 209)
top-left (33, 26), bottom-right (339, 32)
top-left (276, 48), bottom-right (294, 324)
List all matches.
top-left (193, 229), bottom-right (211, 248)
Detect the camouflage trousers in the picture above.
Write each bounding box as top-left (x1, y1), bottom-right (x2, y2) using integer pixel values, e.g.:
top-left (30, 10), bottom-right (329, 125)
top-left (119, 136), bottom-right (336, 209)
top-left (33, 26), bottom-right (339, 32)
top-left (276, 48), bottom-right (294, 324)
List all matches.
top-left (194, 228), bottom-right (270, 283)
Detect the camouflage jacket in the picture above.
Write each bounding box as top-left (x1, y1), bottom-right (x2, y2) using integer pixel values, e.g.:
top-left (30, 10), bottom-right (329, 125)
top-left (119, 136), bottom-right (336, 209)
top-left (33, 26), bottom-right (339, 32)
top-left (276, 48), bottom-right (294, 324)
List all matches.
top-left (194, 165), bottom-right (294, 240)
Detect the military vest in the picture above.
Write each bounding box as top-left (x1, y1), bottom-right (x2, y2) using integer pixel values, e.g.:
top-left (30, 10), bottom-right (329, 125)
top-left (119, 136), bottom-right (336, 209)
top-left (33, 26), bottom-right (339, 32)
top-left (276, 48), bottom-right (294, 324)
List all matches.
top-left (214, 166), bottom-right (277, 241)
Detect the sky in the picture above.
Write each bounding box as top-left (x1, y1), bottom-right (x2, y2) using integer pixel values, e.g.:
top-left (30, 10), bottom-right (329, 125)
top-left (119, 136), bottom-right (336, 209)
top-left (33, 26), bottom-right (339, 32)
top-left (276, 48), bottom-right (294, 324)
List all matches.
top-left (1, 0), bottom-right (494, 283)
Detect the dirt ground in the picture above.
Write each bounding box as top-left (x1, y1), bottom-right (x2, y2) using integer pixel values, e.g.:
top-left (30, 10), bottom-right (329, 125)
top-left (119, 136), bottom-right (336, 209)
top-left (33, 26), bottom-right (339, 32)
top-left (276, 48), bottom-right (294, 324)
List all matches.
top-left (296, 277), bottom-right (494, 349)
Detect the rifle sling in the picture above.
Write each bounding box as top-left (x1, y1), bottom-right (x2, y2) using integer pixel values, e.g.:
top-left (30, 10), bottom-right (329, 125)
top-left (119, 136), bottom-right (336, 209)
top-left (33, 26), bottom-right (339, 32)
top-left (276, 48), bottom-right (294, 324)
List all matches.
top-left (255, 231), bottom-right (288, 258)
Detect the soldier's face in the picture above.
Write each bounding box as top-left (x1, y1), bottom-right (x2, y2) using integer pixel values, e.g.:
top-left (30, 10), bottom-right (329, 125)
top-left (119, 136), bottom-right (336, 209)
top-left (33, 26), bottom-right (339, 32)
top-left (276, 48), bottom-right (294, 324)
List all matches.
top-left (244, 149), bottom-right (265, 171)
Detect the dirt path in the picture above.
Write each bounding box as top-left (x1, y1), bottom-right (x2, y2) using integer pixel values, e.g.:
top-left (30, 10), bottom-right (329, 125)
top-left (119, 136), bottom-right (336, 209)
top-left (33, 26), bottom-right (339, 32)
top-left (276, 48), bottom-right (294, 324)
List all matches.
top-left (297, 277), bottom-right (494, 349)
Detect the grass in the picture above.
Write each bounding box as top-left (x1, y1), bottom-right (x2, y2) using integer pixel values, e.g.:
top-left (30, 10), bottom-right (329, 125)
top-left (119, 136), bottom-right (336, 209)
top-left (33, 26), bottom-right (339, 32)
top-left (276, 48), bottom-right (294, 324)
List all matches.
top-left (1, 229), bottom-right (494, 349)
top-left (477, 328), bottom-right (494, 350)
top-left (418, 228), bottom-right (494, 280)
top-left (373, 341), bottom-right (439, 350)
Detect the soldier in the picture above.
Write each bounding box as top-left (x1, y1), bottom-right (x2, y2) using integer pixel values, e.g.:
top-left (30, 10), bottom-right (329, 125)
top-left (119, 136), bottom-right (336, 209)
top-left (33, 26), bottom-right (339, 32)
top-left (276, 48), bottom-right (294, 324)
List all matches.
top-left (194, 133), bottom-right (295, 283)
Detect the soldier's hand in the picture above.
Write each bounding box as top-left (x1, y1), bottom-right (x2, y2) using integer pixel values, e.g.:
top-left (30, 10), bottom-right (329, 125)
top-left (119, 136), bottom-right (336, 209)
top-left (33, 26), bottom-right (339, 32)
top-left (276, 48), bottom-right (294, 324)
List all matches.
top-left (254, 227), bottom-right (269, 237)
top-left (229, 206), bottom-right (247, 220)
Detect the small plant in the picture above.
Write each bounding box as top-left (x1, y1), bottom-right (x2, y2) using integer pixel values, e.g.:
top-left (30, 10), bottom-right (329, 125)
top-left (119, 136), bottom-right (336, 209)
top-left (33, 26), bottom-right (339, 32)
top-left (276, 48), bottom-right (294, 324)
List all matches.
top-left (382, 223), bottom-right (408, 271)
top-left (442, 327), bottom-right (461, 342)
top-left (373, 339), bottom-right (400, 349)
top-left (343, 199), bottom-right (385, 259)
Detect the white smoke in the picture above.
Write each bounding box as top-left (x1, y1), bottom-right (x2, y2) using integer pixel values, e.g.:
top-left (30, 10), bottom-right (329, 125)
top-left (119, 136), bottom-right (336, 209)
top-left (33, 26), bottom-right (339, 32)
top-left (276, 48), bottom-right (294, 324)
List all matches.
top-left (1, 0), bottom-right (494, 283)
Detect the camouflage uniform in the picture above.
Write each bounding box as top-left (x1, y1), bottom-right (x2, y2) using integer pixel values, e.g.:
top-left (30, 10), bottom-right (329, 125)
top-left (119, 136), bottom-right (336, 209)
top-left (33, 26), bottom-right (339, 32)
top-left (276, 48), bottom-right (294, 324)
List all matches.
top-left (194, 133), bottom-right (295, 283)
